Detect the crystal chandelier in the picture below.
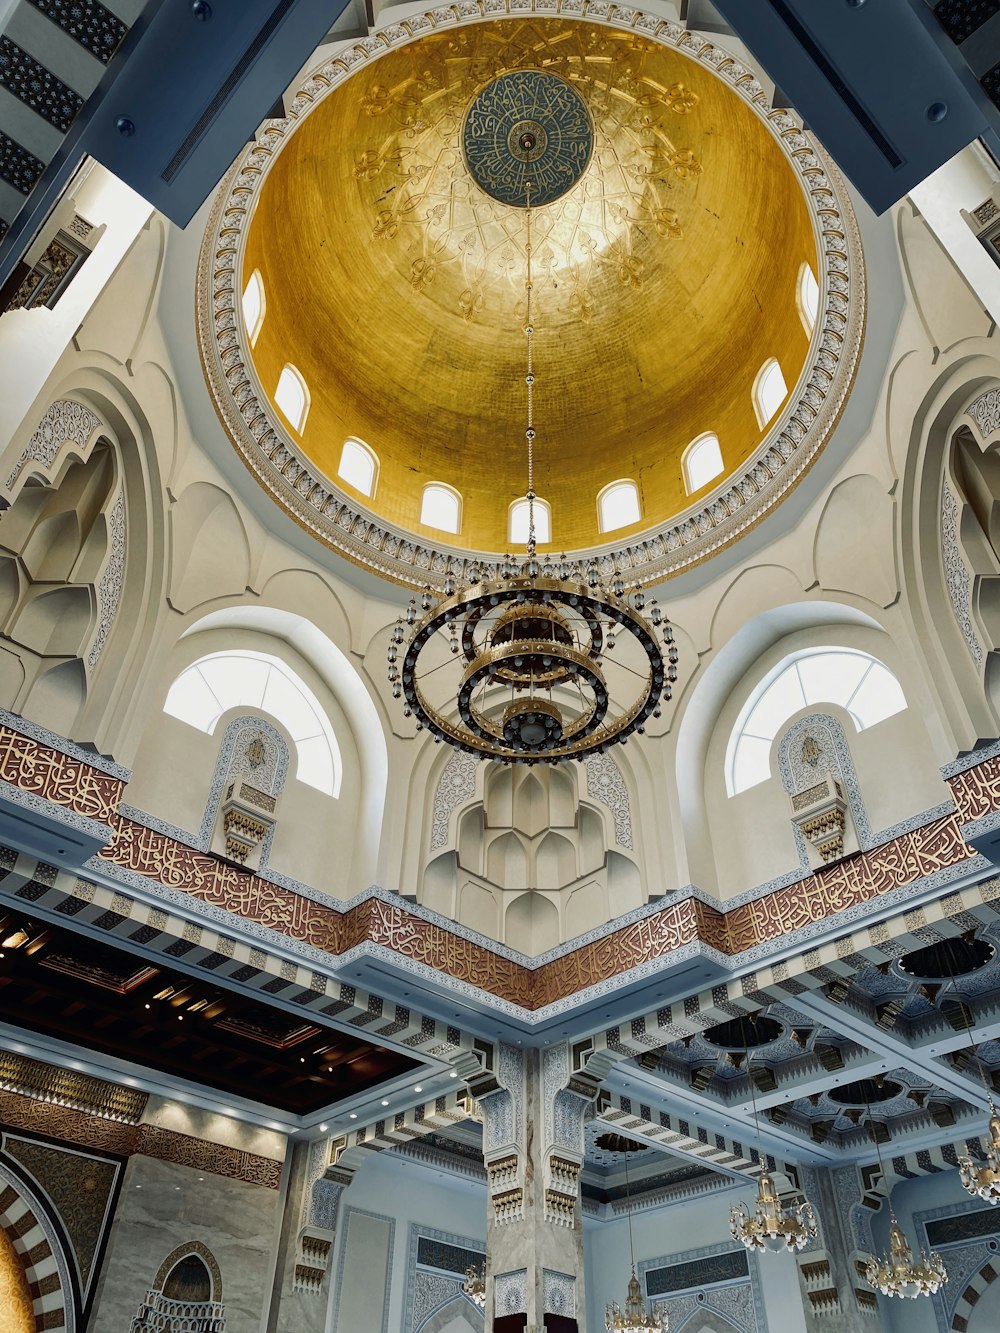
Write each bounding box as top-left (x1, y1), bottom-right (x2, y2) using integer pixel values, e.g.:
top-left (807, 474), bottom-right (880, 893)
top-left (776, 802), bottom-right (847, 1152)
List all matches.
top-left (865, 1217), bottom-right (947, 1299)
top-left (729, 1051), bottom-right (818, 1254)
top-left (861, 1092), bottom-right (946, 1299)
top-left (730, 1167), bottom-right (817, 1253)
top-left (461, 1262), bottom-right (486, 1309)
top-left (598, 1135), bottom-right (668, 1332)
top-left (959, 1108), bottom-right (1000, 1204)
top-left (388, 151), bottom-right (677, 764)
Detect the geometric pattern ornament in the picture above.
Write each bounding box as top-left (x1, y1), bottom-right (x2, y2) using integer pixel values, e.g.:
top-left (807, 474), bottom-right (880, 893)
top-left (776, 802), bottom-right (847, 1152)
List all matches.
top-left (463, 69), bottom-right (593, 207)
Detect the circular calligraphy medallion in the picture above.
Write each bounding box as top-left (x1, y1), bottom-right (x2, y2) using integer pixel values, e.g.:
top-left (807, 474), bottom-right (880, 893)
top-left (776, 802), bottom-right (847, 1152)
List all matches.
top-left (463, 68), bottom-right (593, 207)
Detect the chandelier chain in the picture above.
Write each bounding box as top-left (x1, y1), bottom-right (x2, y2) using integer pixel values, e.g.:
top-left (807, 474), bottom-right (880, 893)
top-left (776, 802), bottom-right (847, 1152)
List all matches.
top-left (524, 169), bottom-right (536, 558)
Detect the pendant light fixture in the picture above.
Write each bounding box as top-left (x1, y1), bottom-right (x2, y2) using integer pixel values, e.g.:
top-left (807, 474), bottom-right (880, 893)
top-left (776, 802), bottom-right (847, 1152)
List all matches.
top-left (461, 1261), bottom-right (487, 1309)
top-left (729, 1048), bottom-right (818, 1253)
top-left (388, 95), bottom-right (677, 764)
top-left (939, 951), bottom-right (1000, 1205)
top-left (862, 1089), bottom-right (947, 1299)
top-left (596, 1134), bottom-right (668, 1332)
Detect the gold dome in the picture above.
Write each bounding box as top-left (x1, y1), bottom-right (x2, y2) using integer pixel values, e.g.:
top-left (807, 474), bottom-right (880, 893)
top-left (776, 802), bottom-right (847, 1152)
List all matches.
top-left (241, 17), bottom-right (820, 555)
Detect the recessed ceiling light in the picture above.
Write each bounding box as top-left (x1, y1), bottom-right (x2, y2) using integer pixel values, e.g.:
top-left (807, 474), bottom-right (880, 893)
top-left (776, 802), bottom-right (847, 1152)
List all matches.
top-left (320, 1123), bottom-right (328, 1131)
top-left (381, 1099), bottom-right (389, 1106)
top-left (414, 1085), bottom-right (423, 1093)
top-left (349, 1113), bottom-right (357, 1120)
top-left (449, 1071), bottom-right (458, 1079)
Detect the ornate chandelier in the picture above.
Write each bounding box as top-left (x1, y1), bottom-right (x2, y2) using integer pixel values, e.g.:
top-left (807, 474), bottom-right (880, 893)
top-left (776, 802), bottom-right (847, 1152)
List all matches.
top-left (861, 1091), bottom-right (946, 1300)
top-left (959, 1108), bottom-right (1000, 1204)
top-left (729, 1050), bottom-right (818, 1254)
top-left (730, 1168), bottom-right (817, 1254)
top-left (461, 1262), bottom-right (486, 1309)
top-left (596, 1134), bottom-right (668, 1332)
top-left (388, 136), bottom-right (677, 764)
top-left (865, 1217), bottom-right (947, 1299)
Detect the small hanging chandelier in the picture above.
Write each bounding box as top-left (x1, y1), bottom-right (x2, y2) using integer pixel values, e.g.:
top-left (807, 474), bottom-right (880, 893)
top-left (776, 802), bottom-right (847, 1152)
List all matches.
top-left (865, 1217), bottom-right (947, 1299)
top-left (388, 141), bottom-right (677, 765)
top-left (861, 1093), bottom-right (946, 1300)
top-left (959, 1110), bottom-right (1000, 1204)
top-left (595, 1134), bottom-right (668, 1332)
top-left (729, 1050), bottom-right (818, 1254)
top-left (461, 1262), bottom-right (486, 1309)
top-left (730, 1167), bottom-right (817, 1253)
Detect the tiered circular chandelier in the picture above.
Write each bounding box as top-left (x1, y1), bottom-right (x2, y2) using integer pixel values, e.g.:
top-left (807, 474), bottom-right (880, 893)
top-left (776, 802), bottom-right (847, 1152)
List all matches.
top-left (388, 72), bottom-right (677, 763)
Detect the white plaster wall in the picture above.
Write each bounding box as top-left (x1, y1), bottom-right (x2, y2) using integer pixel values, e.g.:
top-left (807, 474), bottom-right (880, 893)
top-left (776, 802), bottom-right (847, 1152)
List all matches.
top-left (584, 1184), bottom-right (807, 1333)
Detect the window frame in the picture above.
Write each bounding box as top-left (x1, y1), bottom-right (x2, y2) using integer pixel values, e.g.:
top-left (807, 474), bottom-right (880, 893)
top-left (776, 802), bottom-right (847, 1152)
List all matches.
top-left (597, 478), bottom-right (642, 533)
top-left (796, 262), bottom-right (820, 338)
top-left (420, 481), bottom-right (463, 534)
top-left (725, 646), bottom-right (907, 796)
top-left (242, 269), bottom-right (266, 348)
top-left (274, 363), bottom-right (310, 435)
top-left (681, 432), bottom-right (724, 496)
top-left (337, 437), bottom-right (379, 499)
top-left (508, 495), bottom-right (552, 545)
top-left (752, 358), bottom-right (788, 430)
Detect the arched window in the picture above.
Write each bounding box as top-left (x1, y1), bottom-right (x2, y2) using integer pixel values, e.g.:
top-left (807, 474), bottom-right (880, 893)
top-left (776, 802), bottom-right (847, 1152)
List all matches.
top-left (164, 650), bottom-right (342, 796)
top-left (420, 482), bottom-right (462, 534)
top-left (753, 358), bottom-right (788, 429)
top-left (338, 438), bottom-right (378, 498)
top-left (726, 647), bottom-right (907, 795)
top-left (274, 364), bottom-right (309, 434)
top-left (797, 262), bottom-right (819, 336)
top-left (598, 479), bottom-right (641, 533)
top-left (509, 496), bottom-right (552, 545)
top-left (241, 269), bottom-right (265, 347)
top-left (682, 433), bottom-right (724, 495)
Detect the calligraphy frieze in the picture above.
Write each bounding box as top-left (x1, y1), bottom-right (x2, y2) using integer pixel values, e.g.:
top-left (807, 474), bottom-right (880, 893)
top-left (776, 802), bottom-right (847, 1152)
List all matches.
top-left (5, 720), bottom-right (997, 1010)
top-left (0, 724), bottom-right (122, 823)
top-left (0, 1089), bottom-right (282, 1187)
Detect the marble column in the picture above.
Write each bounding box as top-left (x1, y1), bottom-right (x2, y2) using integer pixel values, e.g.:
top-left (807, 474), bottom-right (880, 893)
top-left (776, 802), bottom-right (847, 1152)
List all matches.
top-left (795, 1165), bottom-right (878, 1332)
top-left (479, 1043), bottom-right (592, 1332)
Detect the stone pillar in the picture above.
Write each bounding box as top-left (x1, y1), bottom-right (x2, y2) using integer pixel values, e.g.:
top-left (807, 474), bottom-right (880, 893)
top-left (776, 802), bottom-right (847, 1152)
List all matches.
top-left (479, 1043), bottom-right (592, 1332)
top-left (795, 1166), bottom-right (879, 1332)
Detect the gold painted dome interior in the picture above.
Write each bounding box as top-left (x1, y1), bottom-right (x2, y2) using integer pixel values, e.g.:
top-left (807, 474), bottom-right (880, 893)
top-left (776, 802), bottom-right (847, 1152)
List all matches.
top-left (242, 18), bottom-right (819, 556)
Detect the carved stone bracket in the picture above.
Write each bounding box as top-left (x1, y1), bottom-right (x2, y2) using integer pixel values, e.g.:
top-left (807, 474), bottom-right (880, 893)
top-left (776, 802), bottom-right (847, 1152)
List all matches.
top-left (790, 775), bottom-right (852, 867)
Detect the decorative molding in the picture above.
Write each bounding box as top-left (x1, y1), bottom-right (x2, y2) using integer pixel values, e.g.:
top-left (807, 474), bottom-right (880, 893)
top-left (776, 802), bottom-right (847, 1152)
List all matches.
top-left (584, 753), bottom-right (633, 850)
top-left (152, 1241), bottom-right (223, 1301)
top-left (430, 752), bottom-right (478, 852)
top-left (0, 1088), bottom-right (281, 1187)
top-left (332, 1207), bottom-right (395, 1333)
top-left (405, 1223), bottom-right (486, 1333)
top-left (639, 1240), bottom-right (766, 1333)
top-left (968, 387), bottom-right (1000, 440)
top-left (942, 483), bottom-right (984, 664)
top-left (0, 1050), bottom-right (147, 1123)
top-left (0, 1157), bottom-right (76, 1333)
top-left (0, 129), bottom-right (45, 196)
top-left (88, 487), bottom-right (126, 669)
top-left (28, 0), bottom-right (128, 64)
top-left (5, 399), bottom-right (102, 495)
top-left (197, 0), bottom-right (865, 592)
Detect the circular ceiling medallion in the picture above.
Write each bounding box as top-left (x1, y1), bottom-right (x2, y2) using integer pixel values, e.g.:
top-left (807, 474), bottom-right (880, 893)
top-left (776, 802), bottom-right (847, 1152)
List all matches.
top-left (197, 1), bottom-right (865, 591)
top-left (463, 69), bottom-right (593, 207)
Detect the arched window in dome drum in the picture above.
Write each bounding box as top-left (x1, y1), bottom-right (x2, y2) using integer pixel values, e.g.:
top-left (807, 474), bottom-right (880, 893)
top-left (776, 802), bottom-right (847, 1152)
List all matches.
top-left (797, 262), bottom-right (820, 337)
top-left (726, 647), bottom-right (907, 795)
top-left (682, 433), bottom-right (724, 495)
top-left (509, 496), bottom-right (552, 545)
top-left (753, 358), bottom-right (788, 429)
top-left (274, 364), bottom-right (309, 435)
top-left (420, 482), bottom-right (462, 534)
top-left (241, 270), bottom-right (265, 347)
top-left (597, 479), bottom-right (641, 533)
top-left (338, 438), bottom-right (378, 498)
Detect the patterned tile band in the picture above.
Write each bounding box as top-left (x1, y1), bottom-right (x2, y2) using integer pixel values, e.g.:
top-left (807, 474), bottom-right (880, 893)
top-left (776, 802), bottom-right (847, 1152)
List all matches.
top-left (0, 36), bottom-right (84, 133)
top-left (0, 1089), bottom-right (282, 1187)
top-left (1, 720), bottom-right (998, 1008)
top-left (28, 0), bottom-right (128, 65)
top-left (0, 130), bottom-right (45, 195)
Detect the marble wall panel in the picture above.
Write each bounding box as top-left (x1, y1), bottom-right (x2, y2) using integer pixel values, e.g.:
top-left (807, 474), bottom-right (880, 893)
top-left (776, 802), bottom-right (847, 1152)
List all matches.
top-left (89, 1155), bottom-right (280, 1333)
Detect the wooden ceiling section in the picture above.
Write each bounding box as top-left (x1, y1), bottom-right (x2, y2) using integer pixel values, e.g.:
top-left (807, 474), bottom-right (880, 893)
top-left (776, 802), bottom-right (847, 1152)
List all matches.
top-left (0, 913), bottom-right (420, 1113)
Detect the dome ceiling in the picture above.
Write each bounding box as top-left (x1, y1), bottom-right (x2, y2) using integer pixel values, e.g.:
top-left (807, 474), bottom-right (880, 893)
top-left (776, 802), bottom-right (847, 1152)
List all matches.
top-left (199, 4), bottom-right (864, 587)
